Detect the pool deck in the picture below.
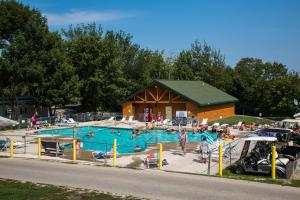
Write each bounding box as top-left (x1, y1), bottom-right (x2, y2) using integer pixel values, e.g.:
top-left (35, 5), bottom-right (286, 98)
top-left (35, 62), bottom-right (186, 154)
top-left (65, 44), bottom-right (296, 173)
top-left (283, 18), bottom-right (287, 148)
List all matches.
top-left (0, 119), bottom-right (246, 175)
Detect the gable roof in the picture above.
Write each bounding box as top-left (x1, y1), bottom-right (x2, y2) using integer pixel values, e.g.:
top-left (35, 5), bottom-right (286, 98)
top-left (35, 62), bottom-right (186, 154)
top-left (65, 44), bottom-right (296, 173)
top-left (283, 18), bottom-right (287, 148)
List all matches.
top-left (126, 79), bottom-right (238, 107)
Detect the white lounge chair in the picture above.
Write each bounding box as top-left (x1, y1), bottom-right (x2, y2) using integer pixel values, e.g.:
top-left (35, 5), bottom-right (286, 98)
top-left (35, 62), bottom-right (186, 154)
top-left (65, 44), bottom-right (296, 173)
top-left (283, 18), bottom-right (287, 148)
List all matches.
top-left (67, 118), bottom-right (77, 124)
top-left (107, 116), bottom-right (115, 121)
top-left (120, 116), bottom-right (126, 122)
top-left (127, 116), bottom-right (135, 124)
top-left (233, 121), bottom-right (242, 129)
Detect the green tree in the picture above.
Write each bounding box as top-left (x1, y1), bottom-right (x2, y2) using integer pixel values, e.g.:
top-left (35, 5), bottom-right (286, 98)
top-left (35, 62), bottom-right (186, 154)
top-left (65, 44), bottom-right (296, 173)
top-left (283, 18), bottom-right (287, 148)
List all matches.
top-left (173, 41), bottom-right (234, 92)
top-left (0, 1), bottom-right (80, 117)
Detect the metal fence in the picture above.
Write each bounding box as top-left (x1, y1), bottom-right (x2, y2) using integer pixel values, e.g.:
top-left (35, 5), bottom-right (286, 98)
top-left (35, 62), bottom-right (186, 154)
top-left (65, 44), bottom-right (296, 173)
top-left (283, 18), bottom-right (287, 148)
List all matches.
top-left (200, 139), bottom-right (245, 175)
top-left (14, 112), bottom-right (122, 130)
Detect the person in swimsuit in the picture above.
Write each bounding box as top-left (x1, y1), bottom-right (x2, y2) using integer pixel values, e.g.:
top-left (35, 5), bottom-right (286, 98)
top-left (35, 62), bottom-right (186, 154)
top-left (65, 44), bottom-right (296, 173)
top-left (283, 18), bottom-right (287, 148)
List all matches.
top-left (179, 129), bottom-right (188, 155)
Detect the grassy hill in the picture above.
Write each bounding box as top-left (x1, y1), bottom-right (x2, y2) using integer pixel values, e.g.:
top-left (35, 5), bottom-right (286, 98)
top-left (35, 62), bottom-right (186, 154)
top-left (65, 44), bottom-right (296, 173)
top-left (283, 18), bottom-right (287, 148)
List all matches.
top-left (209, 115), bottom-right (275, 126)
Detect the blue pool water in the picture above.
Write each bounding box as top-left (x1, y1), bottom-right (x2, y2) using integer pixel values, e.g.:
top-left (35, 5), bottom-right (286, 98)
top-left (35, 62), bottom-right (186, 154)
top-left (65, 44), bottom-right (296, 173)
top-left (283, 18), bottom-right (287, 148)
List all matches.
top-left (38, 127), bottom-right (218, 154)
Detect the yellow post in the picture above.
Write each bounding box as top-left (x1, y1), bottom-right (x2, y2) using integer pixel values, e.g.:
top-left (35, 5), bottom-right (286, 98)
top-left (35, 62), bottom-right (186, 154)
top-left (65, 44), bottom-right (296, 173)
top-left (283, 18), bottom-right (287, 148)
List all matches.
top-left (271, 145), bottom-right (276, 180)
top-left (159, 143), bottom-right (163, 170)
top-left (72, 139), bottom-right (76, 161)
top-left (37, 137), bottom-right (41, 160)
top-left (9, 138), bottom-right (14, 158)
top-left (219, 143), bottom-right (223, 176)
top-left (113, 139), bottom-right (117, 167)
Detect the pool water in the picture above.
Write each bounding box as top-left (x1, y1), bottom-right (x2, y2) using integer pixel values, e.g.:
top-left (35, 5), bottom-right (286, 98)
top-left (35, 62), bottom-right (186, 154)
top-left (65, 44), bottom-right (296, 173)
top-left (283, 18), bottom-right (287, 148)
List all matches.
top-left (38, 127), bottom-right (218, 154)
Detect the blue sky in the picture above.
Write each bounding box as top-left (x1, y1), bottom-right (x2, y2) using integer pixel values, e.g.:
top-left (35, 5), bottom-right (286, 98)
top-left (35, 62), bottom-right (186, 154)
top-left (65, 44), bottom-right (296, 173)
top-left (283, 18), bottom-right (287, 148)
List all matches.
top-left (21, 0), bottom-right (300, 72)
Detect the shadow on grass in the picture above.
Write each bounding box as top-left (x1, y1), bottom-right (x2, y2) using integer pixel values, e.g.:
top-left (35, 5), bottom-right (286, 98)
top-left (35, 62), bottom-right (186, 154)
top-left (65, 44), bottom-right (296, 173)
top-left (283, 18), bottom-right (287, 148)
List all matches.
top-left (222, 165), bottom-right (300, 187)
top-left (0, 179), bottom-right (145, 200)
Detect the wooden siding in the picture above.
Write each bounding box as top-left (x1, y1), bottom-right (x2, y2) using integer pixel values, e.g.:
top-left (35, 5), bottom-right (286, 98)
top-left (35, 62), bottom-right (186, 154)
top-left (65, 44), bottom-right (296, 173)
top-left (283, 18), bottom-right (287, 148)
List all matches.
top-left (122, 83), bottom-right (236, 122)
top-left (197, 103), bottom-right (235, 122)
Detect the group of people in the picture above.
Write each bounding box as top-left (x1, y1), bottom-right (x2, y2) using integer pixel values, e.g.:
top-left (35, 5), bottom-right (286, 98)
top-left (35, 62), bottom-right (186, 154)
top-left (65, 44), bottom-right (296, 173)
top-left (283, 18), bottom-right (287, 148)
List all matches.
top-left (111, 128), bottom-right (121, 136)
top-left (239, 122), bottom-right (258, 131)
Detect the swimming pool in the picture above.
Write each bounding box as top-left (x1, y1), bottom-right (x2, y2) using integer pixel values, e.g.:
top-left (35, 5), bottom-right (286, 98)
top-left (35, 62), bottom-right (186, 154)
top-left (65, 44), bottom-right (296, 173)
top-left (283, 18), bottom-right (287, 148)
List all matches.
top-left (38, 127), bottom-right (218, 154)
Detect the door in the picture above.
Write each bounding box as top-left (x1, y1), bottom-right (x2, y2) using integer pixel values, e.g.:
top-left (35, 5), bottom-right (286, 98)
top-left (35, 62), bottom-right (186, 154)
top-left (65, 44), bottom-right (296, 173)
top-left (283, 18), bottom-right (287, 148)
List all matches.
top-left (165, 106), bottom-right (172, 120)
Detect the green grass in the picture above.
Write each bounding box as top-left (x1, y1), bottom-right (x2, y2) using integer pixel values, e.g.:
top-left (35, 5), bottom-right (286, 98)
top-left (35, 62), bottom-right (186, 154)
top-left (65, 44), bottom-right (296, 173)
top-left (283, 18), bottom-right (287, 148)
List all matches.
top-left (0, 179), bottom-right (144, 200)
top-left (209, 115), bottom-right (275, 126)
top-left (222, 165), bottom-right (300, 187)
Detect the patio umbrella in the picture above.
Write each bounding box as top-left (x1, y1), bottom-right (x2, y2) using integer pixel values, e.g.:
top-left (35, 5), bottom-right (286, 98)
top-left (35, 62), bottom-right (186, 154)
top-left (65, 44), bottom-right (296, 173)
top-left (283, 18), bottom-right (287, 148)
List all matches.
top-left (0, 116), bottom-right (19, 128)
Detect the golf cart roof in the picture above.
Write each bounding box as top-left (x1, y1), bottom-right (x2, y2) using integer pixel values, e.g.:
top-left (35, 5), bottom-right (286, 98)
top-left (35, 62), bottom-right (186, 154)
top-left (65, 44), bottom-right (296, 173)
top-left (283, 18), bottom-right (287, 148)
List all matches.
top-left (282, 119), bottom-right (300, 123)
top-left (257, 128), bottom-right (292, 134)
top-left (244, 136), bottom-right (277, 142)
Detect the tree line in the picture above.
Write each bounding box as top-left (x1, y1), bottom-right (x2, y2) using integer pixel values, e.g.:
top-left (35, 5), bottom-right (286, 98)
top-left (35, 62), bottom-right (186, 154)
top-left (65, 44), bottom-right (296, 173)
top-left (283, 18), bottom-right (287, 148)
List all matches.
top-left (0, 1), bottom-right (299, 118)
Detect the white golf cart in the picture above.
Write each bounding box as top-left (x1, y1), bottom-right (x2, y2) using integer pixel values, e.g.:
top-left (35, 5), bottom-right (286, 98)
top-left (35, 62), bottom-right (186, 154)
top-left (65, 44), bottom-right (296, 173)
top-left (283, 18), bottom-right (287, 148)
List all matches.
top-left (235, 137), bottom-right (295, 178)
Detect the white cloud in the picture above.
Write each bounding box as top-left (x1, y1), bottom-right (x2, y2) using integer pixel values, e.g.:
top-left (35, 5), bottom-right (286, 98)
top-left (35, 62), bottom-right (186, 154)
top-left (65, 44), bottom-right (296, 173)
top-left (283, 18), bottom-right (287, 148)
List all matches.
top-left (45, 10), bottom-right (134, 25)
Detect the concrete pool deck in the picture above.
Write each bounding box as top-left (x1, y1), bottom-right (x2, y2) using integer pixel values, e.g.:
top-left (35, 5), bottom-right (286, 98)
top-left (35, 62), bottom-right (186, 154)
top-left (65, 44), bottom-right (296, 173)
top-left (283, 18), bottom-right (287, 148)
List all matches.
top-left (0, 120), bottom-right (245, 175)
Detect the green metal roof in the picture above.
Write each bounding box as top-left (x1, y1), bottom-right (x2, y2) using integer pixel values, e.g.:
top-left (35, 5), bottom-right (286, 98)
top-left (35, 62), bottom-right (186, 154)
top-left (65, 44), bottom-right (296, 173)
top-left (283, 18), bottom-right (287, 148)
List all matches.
top-left (126, 79), bottom-right (238, 107)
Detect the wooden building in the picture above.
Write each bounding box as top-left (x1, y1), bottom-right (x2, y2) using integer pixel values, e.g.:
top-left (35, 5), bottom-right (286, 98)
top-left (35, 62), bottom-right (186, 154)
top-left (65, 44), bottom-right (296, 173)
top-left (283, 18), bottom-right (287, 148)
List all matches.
top-left (122, 80), bottom-right (238, 122)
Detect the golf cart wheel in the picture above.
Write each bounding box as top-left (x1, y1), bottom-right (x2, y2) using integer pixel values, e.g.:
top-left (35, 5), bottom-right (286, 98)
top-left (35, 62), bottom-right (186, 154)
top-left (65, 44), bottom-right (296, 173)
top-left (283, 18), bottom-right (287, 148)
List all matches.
top-left (235, 166), bottom-right (244, 174)
top-left (275, 170), bottom-right (285, 178)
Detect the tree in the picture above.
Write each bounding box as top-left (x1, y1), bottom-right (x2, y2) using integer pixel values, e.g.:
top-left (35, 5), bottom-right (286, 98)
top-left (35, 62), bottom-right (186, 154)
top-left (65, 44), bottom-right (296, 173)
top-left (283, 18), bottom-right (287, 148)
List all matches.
top-left (63, 23), bottom-right (168, 111)
top-left (0, 1), bottom-right (80, 117)
top-left (173, 41), bottom-right (234, 92)
top-left (233, 58), bottom-right (300, 116)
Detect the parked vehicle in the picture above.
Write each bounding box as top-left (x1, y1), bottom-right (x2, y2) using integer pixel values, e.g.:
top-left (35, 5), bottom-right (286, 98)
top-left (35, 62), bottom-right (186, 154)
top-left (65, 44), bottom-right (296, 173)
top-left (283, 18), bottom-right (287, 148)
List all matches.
top-left (256, 128), bottom-right (300, 156)
top-left (235, 137), bottom-right (296, 178)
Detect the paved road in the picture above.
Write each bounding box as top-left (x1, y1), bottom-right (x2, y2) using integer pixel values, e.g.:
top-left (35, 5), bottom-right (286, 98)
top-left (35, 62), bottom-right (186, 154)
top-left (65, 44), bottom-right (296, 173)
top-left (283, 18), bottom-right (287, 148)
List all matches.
top-left (0, 158), bottom-right (299, 200)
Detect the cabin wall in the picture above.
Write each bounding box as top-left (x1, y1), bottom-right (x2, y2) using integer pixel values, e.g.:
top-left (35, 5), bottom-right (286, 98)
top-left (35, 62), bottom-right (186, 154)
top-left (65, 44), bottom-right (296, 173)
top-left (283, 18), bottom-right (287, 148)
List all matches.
top-left (197, 103), bottom-right (235, 122)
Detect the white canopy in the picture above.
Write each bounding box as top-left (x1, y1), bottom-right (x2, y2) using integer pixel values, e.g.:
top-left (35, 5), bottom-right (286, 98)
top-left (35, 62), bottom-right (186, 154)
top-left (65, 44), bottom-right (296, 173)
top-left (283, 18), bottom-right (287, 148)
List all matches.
top-left (244, 136), bottom-right (277, 142)
top-left (293, 112), bottom-right (300, 119)
top-left (0, 116), bottom-right (19, 128)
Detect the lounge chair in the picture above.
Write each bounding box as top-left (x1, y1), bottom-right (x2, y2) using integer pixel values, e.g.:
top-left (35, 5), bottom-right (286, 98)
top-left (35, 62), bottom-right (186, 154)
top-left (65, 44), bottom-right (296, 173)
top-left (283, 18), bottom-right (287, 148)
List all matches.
top-left (162, 119), bottom-right (172, 127)
top-left (67, 118), bottom-right (77, 124)
top-left (41, 141), bottom-right (65, 156)
top-left (93, 148), bottom-right (120, 160)
top-left (120, 116), bottom-right (126, 122)
top-left (127, 116), bottom-right (135, 125)
top-left (107, 116), bottom-right (115, 121)
top-left (92, 151), bottom-right (111, 160)
top-left (0, 139), bottom-right (9, 151)
top-left (233, 121), bottom-right (242, 129)
top-left (144, 153), bottom-right (159, 168)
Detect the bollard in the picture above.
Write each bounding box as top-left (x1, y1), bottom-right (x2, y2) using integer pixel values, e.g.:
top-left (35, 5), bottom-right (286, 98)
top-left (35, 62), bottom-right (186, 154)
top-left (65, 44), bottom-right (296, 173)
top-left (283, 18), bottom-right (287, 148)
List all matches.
top-left (159, 143), bottom-right (163, 170)
top-left (113, 139), bottom-right (117, 167)
top-left (37, 137), bottom-right (41, 160)
top-left (271, 145), bottom-right (276, 180)
top-left (219, 143), bottom-right (223, 176)
top-left (10, 138), bottom-right (14, 158)
top-left (207, 151), bottom-right (212, 175)
top-left (72, 139), bottom-right (76, 161)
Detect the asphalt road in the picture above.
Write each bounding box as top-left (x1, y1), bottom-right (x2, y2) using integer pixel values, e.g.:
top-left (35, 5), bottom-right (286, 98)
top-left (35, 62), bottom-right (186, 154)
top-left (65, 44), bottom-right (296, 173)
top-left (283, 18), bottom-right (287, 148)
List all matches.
top-left (0, 158), bottom-right (299, 200)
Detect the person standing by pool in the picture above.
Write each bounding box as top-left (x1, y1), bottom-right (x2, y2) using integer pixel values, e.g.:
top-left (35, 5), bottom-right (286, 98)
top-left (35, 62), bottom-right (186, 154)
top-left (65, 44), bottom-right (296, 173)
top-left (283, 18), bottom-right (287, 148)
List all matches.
top-left (30, 112), bottom-right (37, 129)
top-left (179, 129), bottom-right (188, 155)
top-left (200, 137), bottom-right (209, 164)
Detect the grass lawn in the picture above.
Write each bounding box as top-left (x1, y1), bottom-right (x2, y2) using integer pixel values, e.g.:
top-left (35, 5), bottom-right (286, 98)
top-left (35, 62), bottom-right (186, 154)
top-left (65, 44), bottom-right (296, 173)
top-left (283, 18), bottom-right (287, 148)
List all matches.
top-left (0, 179), bottom-right (143, 200)
top-left (209, 115), bottom-right (275, 126)
top-left (222, 165), bottom-right (300, 188)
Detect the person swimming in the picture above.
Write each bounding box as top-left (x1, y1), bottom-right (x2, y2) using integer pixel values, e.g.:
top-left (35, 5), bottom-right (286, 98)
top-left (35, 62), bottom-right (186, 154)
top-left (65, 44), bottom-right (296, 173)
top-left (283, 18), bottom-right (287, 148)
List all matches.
top-left (134, 145), bottom-right (142, 152)
top-left (112, 128), bottom-right (115, 134)
top-left (85, 131), bottom-right (94, 138)
top-left (131, 131), bottom-right (137, 139)
top-left (117, 130), bottom-right (121, 136)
